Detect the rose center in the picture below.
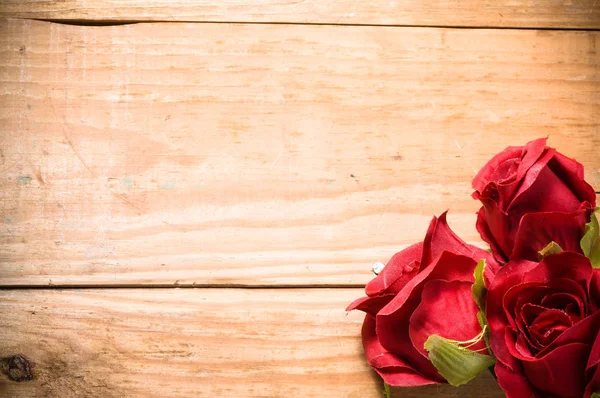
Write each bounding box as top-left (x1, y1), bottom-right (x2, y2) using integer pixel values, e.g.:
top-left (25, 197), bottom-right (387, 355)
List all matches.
top-left (528, 310), bottom-right (572, 347)
top-left (492, 157), bottom-right (520, 184)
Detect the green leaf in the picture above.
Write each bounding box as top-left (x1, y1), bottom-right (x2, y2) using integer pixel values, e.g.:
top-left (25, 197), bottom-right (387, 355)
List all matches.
top-left (537, 241), bottom-right (563, 260)
top-left (581, 210), bottom-right (600, 268)
top-left (471, 259), bottom-right (493, 355)
top-left (591, 239), bottom-right (600, 269)
top-left (582, 211), bottom-right (599, 257)
top-left (471, 259), bottom-right (486, 313)
top-left (591, 393), bottom-right (600, 398)
top-left (383, 382), bottom-right (391, 398)
top-left (424, 333), bottom-right (495, 387)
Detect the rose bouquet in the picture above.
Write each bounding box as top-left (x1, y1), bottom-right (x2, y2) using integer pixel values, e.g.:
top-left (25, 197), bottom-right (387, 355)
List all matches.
top-left (348, 138), bottom-right (600, 397)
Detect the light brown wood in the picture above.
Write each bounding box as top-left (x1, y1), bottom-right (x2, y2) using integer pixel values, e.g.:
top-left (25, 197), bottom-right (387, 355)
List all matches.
top-left (0, 288), bottom-right (504, 397)
top-left (0, 0), bottom-right (599, 29)
top-left (1, 19), bottom-right (599, 287)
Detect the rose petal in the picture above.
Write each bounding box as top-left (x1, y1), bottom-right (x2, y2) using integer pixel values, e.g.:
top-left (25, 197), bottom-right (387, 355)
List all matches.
top-left (408, 280), bottom-right (485, 358)
top-left (516, 304), bottom-right (546, 352)
top-left (528, 309), bottom-right (572, 347)
top-left (585, 365), bottom-right (600, 398)
top-left (422, 211), bottom-right (491, 267)
top-left (365, 243), bottom-right (423, 297)
top-left (508, 146), bottom-right (556, 210)
top-left (590, 270), bottom-right (600, 313)
top-left (475, 206), bottom-right (509, 263)
top-left (520, 303), bottom-right (546, 325)
top-left (547, 152), bottom-right (597, 208)
top-left (522, 252), bottom-right (593, 290)
top-left (495, 361), bottom-right (537, 398)
top-left (541, 292), bottom-right (584, 322)
top-left (505, 279), bottom-right (586, 339)
top-left (539, 311), bottom-right (600, 357)
top-left (362, 315), bottom-right (416, 368)
top-left (479, 197), bottom-right (513, 261)
top-left (346, 294), bottom-right (396, 316)
top-left (486, 259), bottom-right (539, 370)
top-left (376, 368), bottom-right (441, 387)
top-left (511, 207), bottom-right (590, 262)
top-left (366, 211), bottom-right (498, 298)
top-left (472, 145), bottom-right (523, 194)
top-left (472, 138), bottom-right (547, 197)
top-left (586, 332), bottom-right (600, 397)
top-left (376, 252), bottom-right (478, 381)
top-left (361, 315), bottom-right (440, 386)
top-left (503, 282), bottom-right (544, 330)
top-left (522, 342), bottom-right (590, 397)
top-left (376, 312), bottom-right (442, 382)
top-left (514, 331), bottom-right (535, 358)
top-left (379, 252), bottom-right (478, 323)
top-left (587, 323), bottom-right (600, 371)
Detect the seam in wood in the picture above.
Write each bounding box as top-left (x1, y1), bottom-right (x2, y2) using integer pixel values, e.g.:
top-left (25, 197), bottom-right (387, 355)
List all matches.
top-left (0, 284), bottom-right (367, 290)
top-left (12, 17), bottom-right (600, 32)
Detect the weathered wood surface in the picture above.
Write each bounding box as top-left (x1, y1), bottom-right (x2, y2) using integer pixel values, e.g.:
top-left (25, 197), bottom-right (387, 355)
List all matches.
top-left (0, 0), bottom-right (599, 29)
top-left (1, 19), bottom-right (599, 287)
top-left (0, 288), bottom-right (505, 397)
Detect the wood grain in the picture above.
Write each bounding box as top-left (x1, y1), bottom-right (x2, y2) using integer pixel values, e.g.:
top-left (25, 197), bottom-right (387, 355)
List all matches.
top-left (0, 19), bottom-right (599, 287)
top-left (0, 288), bottom-right (504, 397)
top-left (0, 0), bottom-right (599, 29)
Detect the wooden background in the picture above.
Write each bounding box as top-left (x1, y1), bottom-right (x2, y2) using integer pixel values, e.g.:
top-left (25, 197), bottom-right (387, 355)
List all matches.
top-left (0, 1), bottom-right (598, 397)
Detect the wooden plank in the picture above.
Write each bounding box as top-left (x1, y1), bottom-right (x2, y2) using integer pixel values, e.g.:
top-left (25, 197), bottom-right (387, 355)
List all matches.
top-left (0, 288), bottom-right (504, 397)
top-left (0, 0), bottom-right (599, 29)
top-left (0, 19), bottom-right (598, 287)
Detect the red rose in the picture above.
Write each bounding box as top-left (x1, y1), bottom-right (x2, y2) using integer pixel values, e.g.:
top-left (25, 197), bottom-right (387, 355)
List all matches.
top-left (347, 212), bottom-right (499, 386)
top-left (472, 138), bottom-right (596, 262)
top-left (486, 252), bottom-right (600, 397)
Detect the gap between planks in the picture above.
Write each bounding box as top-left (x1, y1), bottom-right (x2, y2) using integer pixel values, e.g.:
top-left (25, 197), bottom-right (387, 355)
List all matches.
top-left (9, 17), bottom-right (600, 31)
top-left (1, 0), bottom-right (599, 30)
top-left (0, 284), bottom-right (367, 289)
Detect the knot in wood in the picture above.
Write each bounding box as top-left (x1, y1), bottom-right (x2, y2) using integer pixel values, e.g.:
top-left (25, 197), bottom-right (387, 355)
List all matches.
top-left (7, 355), bottom-right (33, 382)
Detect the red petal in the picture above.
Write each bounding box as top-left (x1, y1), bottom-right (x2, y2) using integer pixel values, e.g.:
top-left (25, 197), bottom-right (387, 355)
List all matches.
top-left (361, 315), bottom-right (440, 386)
top-left (346, 294), bottom-right (396, 316)
top-left (528, 309), bottom-right (572, 347)
top-left (522, 252), bottom-right (592, 287)
top-left (586, 330), bottom-right (600, 396)
top-left (423, 211), bottom-right (495, 267)
top-left (366, 210), bottom-right (498, 298)
top-left (408, 280), bottom-right (485, 358)
top-left (495, 361), bottom-right (537, 398)
top-left (508, 145), bottom-right (555, 208)
top-left (514, 332), bottom-right (535, 358)
top-left (504, 279), bottom-right (586, 347)
top-left (376, 368), bottom-right (441, 387)
top-left (376, 252), bottom-right (479, 382)
top-left (481, 198), bottom-right (514, 262)
top-left (590, 270), bottom-right (600, 312)
top-left (374, 311), bottom-right (442, 382)
top-left (486, 259), bottom-right (538, 370)
top-left (548, 152), bottom-right (597, 208)
top-left (588, 321), bottom-right (600, 371)
top-left (585, 366), bottom-right (600, 398)
top-left (472, 138), bottom-right (546, 195)
top-left (522, 342), bottom-right (590, 397)
top-left (475, 206), bottom-right (508, 263)
top-left (365, 243), bottom-right (423, 297)
top-left (539, 311), bottom-right (600, 357)
top-left (511, 165), bottom-right (583, 222)
top-left (511, 206), bottom-right (591, 261)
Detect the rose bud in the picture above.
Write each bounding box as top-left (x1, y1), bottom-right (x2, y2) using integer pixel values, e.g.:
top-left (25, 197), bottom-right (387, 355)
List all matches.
top-left (472, 138), bottom-right (596, 263)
